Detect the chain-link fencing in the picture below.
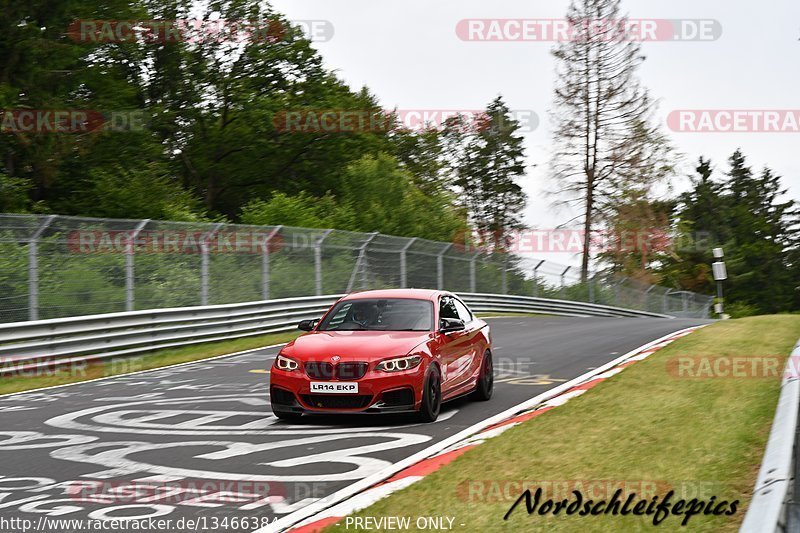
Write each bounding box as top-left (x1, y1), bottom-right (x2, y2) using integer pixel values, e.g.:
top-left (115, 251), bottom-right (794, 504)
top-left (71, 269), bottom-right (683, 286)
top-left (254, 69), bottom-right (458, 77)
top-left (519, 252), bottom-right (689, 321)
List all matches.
top-left (0, 214), bottom-right (713, 323)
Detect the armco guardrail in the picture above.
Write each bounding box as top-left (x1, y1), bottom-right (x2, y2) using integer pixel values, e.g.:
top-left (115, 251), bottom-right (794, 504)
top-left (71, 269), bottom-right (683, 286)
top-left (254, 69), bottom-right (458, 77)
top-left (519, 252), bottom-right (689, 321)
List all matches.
top-left (0, 293), bottom-right (672, 375)
top-left (739, 339), bottom-right (800, 533)
top-left (459, 293), bottom-right (671, 319)
top-left (0, 295), bottom-right (342, 375)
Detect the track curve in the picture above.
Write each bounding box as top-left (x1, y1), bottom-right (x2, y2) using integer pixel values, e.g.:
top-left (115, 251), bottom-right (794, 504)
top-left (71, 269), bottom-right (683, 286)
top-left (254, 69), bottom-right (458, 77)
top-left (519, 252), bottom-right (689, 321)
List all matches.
top-left (0, 316), bottom-right (710, 532)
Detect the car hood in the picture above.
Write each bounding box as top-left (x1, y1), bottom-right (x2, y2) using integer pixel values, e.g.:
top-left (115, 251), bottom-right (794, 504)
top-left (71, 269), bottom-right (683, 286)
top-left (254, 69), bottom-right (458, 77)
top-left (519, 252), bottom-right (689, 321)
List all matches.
top-left (281, 330), bottom-right (434, 361)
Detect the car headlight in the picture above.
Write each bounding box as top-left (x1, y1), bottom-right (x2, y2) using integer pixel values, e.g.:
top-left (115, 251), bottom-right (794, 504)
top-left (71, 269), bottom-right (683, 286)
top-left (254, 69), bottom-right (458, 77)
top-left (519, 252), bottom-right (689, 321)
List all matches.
top-left (275, 354), bottom-right (299, 372)
top-left (375, 355), bottom-right (422, 372)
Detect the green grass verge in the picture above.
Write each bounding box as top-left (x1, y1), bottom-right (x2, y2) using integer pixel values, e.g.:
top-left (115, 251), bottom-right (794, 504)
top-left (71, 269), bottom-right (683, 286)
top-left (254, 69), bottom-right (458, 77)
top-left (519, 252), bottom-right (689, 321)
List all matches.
top-left (0, 330), bottom-right (299, 396)
top-left (324, 315), bottom-right (800, 532)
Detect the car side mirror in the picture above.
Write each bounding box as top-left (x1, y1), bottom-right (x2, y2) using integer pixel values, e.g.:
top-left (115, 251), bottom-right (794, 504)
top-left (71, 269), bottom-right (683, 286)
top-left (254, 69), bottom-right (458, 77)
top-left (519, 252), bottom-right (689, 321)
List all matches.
top-left (439, 318), bottom-right (465, 333)
top-left (298, 319), bottom-right (318, 331)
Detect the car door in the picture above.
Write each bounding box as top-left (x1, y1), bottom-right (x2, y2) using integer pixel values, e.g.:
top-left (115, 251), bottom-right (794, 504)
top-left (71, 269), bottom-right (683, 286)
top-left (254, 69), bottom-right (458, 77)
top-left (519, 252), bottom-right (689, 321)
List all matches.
top-left (438, 295), bottom-right (475, 392)
top-left (452, 297), bottom-right (484, 381)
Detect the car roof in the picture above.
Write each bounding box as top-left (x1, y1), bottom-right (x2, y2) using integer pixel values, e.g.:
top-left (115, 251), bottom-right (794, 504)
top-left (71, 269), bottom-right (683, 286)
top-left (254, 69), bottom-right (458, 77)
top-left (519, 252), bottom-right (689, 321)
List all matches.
top-left (340, 288), bottom-right (445, 301)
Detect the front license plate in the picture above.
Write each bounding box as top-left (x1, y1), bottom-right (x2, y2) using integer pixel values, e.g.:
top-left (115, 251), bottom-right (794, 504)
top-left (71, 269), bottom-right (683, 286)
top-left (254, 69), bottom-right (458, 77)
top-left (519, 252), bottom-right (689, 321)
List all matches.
top-left (310, 382), bottom-right (359, 394)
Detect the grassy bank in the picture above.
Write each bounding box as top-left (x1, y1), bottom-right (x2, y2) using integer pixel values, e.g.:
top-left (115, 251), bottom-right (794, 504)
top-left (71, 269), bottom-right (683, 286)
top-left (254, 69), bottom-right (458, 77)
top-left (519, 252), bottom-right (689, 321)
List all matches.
top-left (0, 330), bottom-right (299, 396)
top-left (325, 315), bottom-right (800, 532)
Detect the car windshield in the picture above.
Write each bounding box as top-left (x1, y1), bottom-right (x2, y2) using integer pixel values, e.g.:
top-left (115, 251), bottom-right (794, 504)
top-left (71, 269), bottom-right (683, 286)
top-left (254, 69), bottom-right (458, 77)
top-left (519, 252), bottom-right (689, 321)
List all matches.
top-left (317, 298), bottom-right (434, 331)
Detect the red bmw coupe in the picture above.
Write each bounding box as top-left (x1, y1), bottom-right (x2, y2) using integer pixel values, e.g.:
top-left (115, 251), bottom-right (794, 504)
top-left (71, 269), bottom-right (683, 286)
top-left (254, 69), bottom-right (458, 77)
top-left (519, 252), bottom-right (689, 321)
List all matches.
top-left (269, 289), bottom-right (493, 422)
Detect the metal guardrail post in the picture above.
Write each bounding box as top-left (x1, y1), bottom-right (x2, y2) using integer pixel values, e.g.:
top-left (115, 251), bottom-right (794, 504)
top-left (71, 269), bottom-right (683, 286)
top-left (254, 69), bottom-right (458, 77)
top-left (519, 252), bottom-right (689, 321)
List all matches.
top-left (533, 259), bottom-right (544, 297)
top-left (261, 225), bottom-right (282, 300)
top-left (200, 223), bottom-right (224, 306)
top-left (437, 243), bottom-right (452, 290)
top-left (27, 215), bottom-right (56, 321)
top-left (560, 266), bottom-right (570, 298)
top-left (315, 229), bottom-right (333, 296)
top-left (125, 219), bottom-right (150, 312)
top-left (399, 237), bottom-right (416, 288)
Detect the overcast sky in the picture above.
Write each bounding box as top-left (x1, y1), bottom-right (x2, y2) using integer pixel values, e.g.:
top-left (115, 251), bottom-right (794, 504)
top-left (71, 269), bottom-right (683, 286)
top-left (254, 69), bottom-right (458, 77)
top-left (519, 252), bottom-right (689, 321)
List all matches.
top-left (270, 0), bottom-right (800, 266)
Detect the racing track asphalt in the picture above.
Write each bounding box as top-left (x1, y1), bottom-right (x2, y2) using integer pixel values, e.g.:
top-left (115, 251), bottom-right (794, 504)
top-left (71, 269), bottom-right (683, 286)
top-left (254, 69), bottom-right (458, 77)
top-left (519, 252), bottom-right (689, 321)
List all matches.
top-left (0, 315), bottom-right (711, 532)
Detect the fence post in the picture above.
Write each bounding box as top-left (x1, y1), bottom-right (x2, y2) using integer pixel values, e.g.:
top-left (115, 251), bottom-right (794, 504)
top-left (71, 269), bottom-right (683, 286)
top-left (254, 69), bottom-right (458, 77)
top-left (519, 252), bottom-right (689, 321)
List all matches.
top-left (261, 225), bottom-right (282, 300)
top-left (400, 237), bottom-right (416, 288)
top-left (470, 252), bottom-right (479, 293)
top-left (588, 272), bottom-right (595, 303)
top-left (362, 232), bottom-right (378, 290)
top-left (642, 284), bottom-right (656, 313)
top-left (315, 229), bottom-right (333, 296)
top-left (437, 244), bottom-right (452, 290)
top-left (533, 259), bottom-right (544, 297)
top-left (27, 215), bottom-right (56, 321)
top-left (663, 288), bottom-right (673, 314)
top-left (614, 277), bottom-right (627, 307)
top-left (125, 219), bottom-right (150, 312)
top-left (501, 256), bottom-right (509, 295)
top-left (200, 223), bottom-right (224, 306)
top-left (560, 266), bottom-right (570, 298)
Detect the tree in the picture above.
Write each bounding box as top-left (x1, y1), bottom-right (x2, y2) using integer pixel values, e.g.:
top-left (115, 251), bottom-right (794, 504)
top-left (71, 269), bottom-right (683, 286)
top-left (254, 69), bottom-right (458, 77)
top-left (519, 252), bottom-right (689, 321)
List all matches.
top-left (550, 0), bottom-right (671, 280)
top-left (660, 150), bottom-right (798, 315)
top-left (449, 97), bottom-right (527, 249)
top-left (658, 158), bottom-right (727, 294)
top-left (239, 153), bottom-right (467, 242)
top-left (0, 0), bottom-right (503, 248)
top-left (337, 153), bottom-right (466, 241)
top-left (722, 150), bottom-right (797, 313)
top-left (597, 190), bottom-right (674, 284)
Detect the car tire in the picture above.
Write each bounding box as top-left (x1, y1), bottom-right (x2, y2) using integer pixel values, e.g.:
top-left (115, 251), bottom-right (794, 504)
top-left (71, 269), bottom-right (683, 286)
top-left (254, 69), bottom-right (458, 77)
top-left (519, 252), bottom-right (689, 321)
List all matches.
top-left (471, 350), bottom-right (493, 401)
top-left (272, 407), bottom-right (302, 422)
top-left (418, 366), bottom-right (442, 422)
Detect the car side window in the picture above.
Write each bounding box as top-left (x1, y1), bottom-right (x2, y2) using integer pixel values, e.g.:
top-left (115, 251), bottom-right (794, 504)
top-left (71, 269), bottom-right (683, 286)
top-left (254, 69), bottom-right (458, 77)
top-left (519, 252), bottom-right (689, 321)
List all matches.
top-left (328, 303), bottom-right (352, 327)
top-left (453, 298), bottom-right (472, 323)
top-left (439, 297), bottom-right (459, 320)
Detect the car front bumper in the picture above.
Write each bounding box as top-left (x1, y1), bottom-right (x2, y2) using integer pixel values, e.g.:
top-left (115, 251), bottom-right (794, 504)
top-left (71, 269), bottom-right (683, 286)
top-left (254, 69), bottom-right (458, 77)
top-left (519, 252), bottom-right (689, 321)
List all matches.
top-left (269, 365), bottom-right (426, 414)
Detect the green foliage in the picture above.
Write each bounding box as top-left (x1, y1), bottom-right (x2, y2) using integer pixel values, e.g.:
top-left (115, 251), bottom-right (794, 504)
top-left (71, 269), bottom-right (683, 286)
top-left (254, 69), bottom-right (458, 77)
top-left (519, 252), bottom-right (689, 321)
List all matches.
top-left (0, 174), bottom-right (32, 212)
top-left (241, 192), bottom-right (339, 228)
top-left (448, 97), bottom-right (527, 247)
top-left (75, 163), bottom-right (205, 221)
top-left (337, 153), bottom-right (466, 241)
top-left (0, 1), bottom-right (529, 250)
top-left (240, 153), bottom-right (468, 242)
top-left (725, 302), bottom-right (760, 319)
top-left (660, 151), bottom-right (799, 315)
